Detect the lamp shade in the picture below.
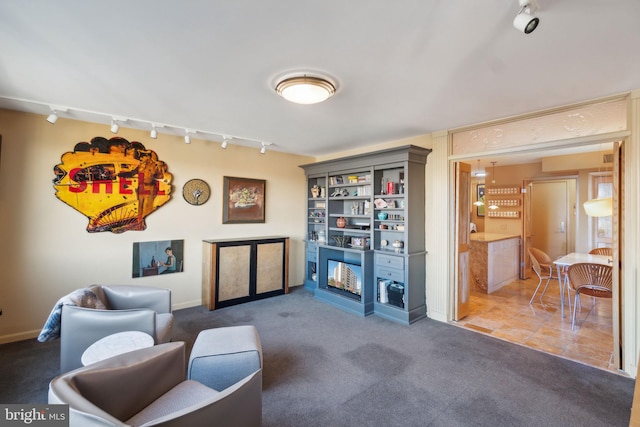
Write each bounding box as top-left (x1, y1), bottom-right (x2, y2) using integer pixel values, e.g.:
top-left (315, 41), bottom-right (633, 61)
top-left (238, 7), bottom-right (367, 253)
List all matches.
top-left (583, 197), bottom-right (613, 217)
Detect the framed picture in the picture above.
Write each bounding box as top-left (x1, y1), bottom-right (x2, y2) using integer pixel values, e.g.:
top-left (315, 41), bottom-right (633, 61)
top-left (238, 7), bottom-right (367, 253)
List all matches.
top-left (476, 184), bottom-right (485, 217)
top-left (132, 239), bottom-right (184, 278)
top-left (223, 176), bottom-right (266, 223)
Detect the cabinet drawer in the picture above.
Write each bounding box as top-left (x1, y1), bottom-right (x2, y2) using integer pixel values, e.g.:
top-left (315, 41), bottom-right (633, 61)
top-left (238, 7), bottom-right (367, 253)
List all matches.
top-left (377, 266), bottom-right (405, 283)
top-left (376, 254), bottom-right (404, 270)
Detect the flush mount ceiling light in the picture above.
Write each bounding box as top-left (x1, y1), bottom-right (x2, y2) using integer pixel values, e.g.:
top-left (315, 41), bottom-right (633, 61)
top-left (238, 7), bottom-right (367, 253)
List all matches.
top-left (514, 0), bottom-right (540, 34)
top-left (275, 74), bottom-right (336, 104)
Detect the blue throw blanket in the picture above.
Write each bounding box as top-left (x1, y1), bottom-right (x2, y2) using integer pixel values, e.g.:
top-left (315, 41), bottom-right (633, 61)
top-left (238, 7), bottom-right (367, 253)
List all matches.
top-left (37, 288), bottom-right (106, 342)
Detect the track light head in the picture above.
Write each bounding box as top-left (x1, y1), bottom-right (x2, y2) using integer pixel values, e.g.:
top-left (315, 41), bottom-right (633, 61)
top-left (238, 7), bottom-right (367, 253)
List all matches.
top-left (514, 0), bottom-right (539, 34)
top-left (150, 125), bottom-right (158, 139)
top-left (260, 143), bottom-right (267, 155)
top-left (184, 130), bottom-right (192, 144)
top-left (110, 119), bottom-right (120, 134)
top-left (221, 136), bottom-right (231, 149)
top-left (46, 111), bottom-right (58, 124)
top-left (46, 107), bottom-right (66, 124)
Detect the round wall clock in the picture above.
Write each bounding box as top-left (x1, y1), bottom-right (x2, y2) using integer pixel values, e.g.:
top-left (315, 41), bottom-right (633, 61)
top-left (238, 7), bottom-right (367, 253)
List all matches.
top-left (182, 179), bottom-right (210, 205)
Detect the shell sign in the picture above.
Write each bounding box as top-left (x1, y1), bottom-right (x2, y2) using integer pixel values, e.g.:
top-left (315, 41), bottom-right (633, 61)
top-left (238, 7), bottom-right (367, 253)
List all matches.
top-left (53, 136), bottom-right (173, 233)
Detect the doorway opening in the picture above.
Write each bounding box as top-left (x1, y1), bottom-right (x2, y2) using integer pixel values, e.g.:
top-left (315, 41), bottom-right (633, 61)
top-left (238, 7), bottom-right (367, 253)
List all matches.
top-left (451, 141), bottom-right (621, 373)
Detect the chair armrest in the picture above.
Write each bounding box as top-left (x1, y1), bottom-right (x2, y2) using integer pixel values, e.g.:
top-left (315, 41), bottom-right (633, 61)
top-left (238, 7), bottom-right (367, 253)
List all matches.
top-left (50, 342), bottom-right (186, 424)
top-left (151, 370), bottom-right (262, 427)
top-left (101, 285), bottom-right (172, 313)
top-left (60, 306), bottom-right (156, 372)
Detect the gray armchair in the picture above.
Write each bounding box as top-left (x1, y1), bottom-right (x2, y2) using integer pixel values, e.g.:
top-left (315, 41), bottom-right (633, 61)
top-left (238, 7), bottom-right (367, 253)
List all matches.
top-left (60, 285), bottom-right (173, 372)
top-left (48, 342), bottom-right (262, 427)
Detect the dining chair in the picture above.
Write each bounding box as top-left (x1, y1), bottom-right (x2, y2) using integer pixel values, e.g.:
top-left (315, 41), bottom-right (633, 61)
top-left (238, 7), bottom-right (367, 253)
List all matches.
top-left (528, 247), bottom-right (566, 304)
top-left (589, 247), bottom-right (613, 256)
top-left (567, 262), bottom-right (613, 330)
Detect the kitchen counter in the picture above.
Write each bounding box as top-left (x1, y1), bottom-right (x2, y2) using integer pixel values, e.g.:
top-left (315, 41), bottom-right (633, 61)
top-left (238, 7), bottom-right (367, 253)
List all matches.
top-left (471, 232), bottom-right (520, 242)
top-left (470, 233), bottom-right (520, 293)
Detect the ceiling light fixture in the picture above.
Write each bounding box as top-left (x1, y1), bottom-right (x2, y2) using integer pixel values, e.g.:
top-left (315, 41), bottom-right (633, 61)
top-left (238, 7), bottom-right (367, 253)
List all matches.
top-left (275, 74), bottom-right (336, 105)
top-left (221, 136), bottom-right (231, 149)
top-left (184, 130), bottom-right (192, 144)
top-left (46, 110), bottom-right (59, 124)
top-left (110, 119), bottom-right (120, 134)
top-left (150, 124), bottom-right (158, 139)
top-left (491, 161), bottom-right (497, 184)
top-left (474, 159), bottom-right (486, 177)
top-left (259, 142), bottom-right (271, 155)
top-left (583, 197), bottom-right (613, 217)
top-left (513, 0), bottom-right (540, 34)
top-left (15, 98), bottom-right (276, 151)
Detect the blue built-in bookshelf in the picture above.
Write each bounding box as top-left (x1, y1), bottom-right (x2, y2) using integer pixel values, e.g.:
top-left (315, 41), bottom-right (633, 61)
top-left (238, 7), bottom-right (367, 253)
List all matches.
top-left (300, 145), bottom-right (431, 324)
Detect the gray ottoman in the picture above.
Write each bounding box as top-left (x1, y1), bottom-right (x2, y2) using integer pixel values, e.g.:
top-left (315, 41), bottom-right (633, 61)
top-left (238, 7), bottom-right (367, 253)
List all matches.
top-left (188, 325), bottom-right (263, 391)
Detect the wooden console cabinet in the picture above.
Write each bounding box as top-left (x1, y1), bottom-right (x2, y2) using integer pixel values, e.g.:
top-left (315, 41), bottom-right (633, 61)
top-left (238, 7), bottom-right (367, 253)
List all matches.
top-left (202, 236), bottom-right (289, 310)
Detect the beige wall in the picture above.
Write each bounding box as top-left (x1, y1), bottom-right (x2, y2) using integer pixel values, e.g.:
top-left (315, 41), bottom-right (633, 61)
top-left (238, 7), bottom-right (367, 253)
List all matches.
top-left (0, 109), bottom-right (313, 343)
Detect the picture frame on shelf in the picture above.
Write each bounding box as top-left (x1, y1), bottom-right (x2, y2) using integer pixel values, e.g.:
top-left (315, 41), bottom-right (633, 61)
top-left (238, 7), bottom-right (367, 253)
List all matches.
top-left (223, 176), bottom-right (266, 224)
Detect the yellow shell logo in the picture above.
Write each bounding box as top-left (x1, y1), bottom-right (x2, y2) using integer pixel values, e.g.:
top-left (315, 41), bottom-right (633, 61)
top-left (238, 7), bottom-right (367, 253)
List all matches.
top-left (53, 137), bottom-right (172, 233)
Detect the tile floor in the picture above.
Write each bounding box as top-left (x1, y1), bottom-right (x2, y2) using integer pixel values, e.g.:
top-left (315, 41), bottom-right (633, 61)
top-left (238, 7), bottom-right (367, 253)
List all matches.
top-left (452, 275), bottom-right (621, 375)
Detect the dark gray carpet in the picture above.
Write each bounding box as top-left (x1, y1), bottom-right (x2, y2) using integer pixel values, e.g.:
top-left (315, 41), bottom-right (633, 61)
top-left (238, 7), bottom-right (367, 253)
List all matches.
top-left (1, 286), bottom-right (634, 426)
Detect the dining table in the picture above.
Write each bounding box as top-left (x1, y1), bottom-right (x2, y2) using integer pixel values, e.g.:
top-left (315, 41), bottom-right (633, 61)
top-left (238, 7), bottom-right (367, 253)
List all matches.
top-left (553, 252), bottom-right (612, 317)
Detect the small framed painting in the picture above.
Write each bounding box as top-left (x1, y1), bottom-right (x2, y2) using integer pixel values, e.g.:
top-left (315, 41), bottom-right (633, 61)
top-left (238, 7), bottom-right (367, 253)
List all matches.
top-left (223, 176), bottom-right (266, 223)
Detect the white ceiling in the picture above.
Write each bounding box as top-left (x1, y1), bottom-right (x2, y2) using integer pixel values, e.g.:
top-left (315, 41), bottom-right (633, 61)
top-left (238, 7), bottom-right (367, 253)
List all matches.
top-left (1, 1), bottom-right (639, 158)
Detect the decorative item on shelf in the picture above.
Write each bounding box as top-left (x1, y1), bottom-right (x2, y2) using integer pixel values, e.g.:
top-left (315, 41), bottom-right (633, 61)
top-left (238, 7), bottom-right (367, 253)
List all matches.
top-left (311, 185), bottom-right (320, 198)
top-left (380, 239), bottom-right (388, 249)
top-left (387, 181), bottom-right (395, 195)
top-left (392, 240), bottom-right (404, 253)
top-left (374, 198), bottom-right (388, 208)
top-left (317, 230), bottom-right (326, 244)
top-left (320, 186), bottom-right (326, 198)
top-left (333, 236), bottom-right (349, 247)
top-left (380, 224), bottom-right (387, 230)
top-left (377, 212), bottom-right (388, 220)
top-left (336, 217), bottom-right (347, 228)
